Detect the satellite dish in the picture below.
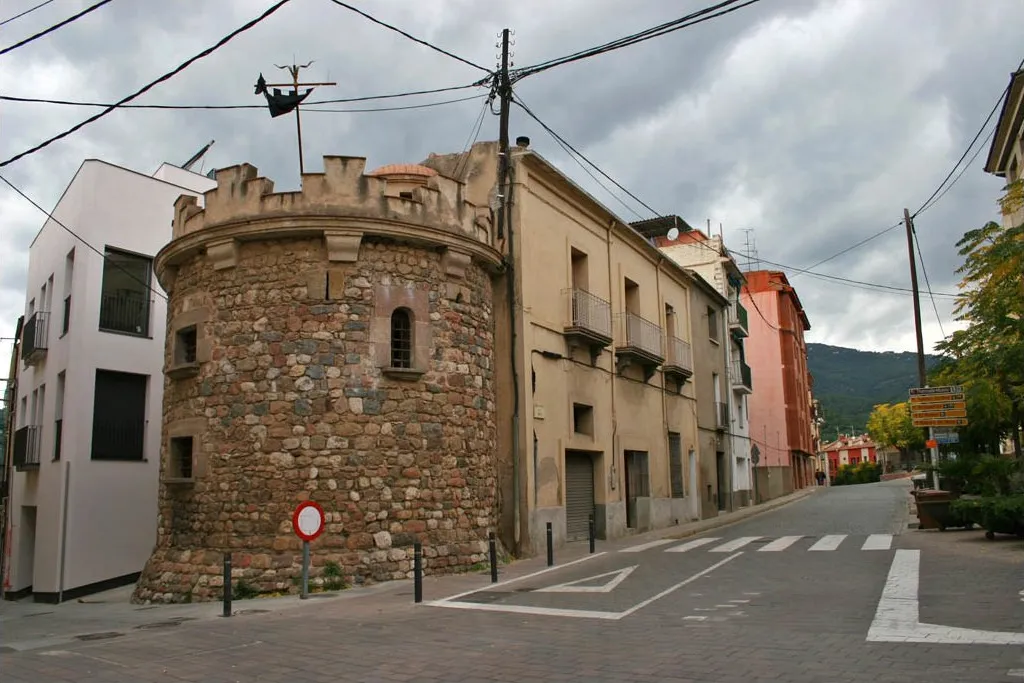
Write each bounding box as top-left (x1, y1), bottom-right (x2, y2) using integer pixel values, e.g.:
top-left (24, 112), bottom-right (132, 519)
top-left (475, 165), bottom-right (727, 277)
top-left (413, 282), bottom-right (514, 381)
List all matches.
top-left (666, 227), bottom-right (680, 241)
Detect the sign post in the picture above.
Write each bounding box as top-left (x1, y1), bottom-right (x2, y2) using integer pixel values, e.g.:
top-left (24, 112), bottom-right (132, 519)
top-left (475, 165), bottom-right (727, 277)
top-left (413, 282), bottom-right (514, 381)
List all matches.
top-left (292, 501), bottom-right (326, 600)
top-left (909, 386), bottom-right (968, 490)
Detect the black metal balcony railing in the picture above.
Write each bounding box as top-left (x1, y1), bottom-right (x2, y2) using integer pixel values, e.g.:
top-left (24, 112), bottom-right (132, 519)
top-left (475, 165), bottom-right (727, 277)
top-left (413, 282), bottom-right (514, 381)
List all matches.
top-left (568, 288), bottom-right (613, 340)
top-left (731, 359), bottom-right (753, 391)
top-left (666, 336), bottom-right (693, 372)
top-left (99, 293), bottom-right (150, 336)
top-left (623, 312), bottom-right (664, 359)
top-left (13, 425), bottom-right (41, 469)
top-left (91, 416), bottom-right (146, 461)
top-left (715, 401), bottom-right (729, 429)
top-left (23, 311), bottom-right (49, 362)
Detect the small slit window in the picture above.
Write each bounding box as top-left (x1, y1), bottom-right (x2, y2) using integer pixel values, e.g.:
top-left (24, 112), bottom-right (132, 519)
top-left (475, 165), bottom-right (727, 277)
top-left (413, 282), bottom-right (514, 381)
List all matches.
top-left (390, 308), bottom-right (413, 369)
top-left (175, 325), bottom-right (198, 365)
top-left (169, 436), bottom-right (194, 479)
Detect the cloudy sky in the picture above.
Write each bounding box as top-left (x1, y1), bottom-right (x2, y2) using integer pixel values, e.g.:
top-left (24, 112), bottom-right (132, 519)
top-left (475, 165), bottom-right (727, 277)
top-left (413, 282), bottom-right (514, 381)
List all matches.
top-left (1, 0), bottom-right (1022, 384)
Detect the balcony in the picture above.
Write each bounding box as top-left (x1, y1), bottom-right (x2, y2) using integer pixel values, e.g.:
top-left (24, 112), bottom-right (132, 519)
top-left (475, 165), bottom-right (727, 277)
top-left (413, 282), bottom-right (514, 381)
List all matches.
top-left (22, 311), bottom-right (50, 365)
top-left (615, 312), bottom-right (664, 381)
top-left (729, 302), bottom-right (749, 338)
top-left (731, 359), bottom-right (753, 394)
top-left (563, 288), bottom-right (613, 364)
top-left (13, 425), bottom-right (41, 471)
top-left (662, 336), bottom-right (694, 390)
top-left (715, 401), bottom-right (728, 431)
top-left (99, 293), bottom-right (150, 336)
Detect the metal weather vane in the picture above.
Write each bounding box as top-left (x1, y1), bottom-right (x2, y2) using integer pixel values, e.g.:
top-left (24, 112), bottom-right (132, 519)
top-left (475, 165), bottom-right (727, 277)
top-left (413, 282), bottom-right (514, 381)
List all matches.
top-left (254, 60), bottom-right (336, 175)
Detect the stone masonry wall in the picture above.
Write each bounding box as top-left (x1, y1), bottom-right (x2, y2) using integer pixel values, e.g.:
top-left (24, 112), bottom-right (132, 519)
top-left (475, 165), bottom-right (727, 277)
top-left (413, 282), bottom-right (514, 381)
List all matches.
top-left (132, 237), bottom-right (496, 603)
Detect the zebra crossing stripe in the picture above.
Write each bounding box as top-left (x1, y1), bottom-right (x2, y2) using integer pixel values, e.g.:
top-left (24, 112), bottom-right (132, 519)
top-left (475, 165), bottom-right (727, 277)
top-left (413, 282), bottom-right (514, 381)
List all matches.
top-left (709, 536), bottom-right (761, 552)
top-left (758, 535), bottom-right (803, 552)
top-left (862, 534), bottom-right (893, 550)
top-left (665, 537), bottom-right (721, 553)
top-left (808, 534), bottom-right (847, 551)
top-left (620, 539), bottom-right (677, 553)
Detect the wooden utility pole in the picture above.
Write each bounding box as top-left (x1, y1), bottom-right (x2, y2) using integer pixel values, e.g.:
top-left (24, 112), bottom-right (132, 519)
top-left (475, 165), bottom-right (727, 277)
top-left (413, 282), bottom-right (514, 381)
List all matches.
top-left (904, 208), bottom-right (928, 388)
top-left (264, 62), bottom-right (336, 175)
top-left (905, 207), bottom-right (938, 486)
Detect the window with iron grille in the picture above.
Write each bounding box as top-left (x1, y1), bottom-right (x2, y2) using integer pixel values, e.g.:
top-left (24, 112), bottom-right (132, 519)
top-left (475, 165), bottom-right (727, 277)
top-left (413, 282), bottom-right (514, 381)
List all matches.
top-left (169, 436), bottom-right (194, 479)
top-left (390, 308), bottom-right (413, 368)
top-left (669, 432), bottom-right (684, 498)
top-left (91, 370), bottom-right (147, 461)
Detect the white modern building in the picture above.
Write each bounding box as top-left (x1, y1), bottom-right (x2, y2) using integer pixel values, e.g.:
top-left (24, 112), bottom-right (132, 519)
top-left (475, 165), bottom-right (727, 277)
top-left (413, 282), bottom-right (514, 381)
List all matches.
top-left (652, 220), bottom-right (755, 508)
top-left (3, 158), bottom-right (216, 602)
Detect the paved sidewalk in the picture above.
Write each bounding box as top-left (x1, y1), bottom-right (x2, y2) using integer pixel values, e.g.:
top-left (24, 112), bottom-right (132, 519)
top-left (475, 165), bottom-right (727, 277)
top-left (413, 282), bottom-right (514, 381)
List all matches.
top-left (0, 486), bottom-right (817, 653)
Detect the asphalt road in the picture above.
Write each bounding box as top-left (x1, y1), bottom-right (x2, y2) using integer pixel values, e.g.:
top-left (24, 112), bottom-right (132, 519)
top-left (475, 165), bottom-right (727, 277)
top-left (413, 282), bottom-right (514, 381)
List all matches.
top-left (3, 480), bottom-right (1023, 683)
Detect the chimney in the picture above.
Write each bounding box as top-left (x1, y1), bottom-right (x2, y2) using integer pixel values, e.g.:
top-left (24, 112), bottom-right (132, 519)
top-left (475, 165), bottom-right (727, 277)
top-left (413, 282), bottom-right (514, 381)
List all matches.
top-left (515, 135), bottom-right (530, 148)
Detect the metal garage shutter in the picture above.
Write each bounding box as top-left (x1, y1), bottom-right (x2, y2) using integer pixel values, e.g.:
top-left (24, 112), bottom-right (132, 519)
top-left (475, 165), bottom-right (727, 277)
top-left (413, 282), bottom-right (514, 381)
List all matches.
top-left (565, 452), bottom-right (594, 542)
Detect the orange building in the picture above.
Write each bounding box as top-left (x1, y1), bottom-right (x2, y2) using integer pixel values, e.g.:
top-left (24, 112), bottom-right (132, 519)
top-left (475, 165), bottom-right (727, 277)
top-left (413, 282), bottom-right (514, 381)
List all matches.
top-left (741, 270), bottom-right (816, 501)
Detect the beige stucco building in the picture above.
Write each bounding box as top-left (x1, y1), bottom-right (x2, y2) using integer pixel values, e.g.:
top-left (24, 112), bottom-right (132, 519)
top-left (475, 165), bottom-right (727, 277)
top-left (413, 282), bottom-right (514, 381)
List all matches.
top-left (985, 67), bottom-right (1023, 228)
top-left (424, 139), bottom-right (706, 555)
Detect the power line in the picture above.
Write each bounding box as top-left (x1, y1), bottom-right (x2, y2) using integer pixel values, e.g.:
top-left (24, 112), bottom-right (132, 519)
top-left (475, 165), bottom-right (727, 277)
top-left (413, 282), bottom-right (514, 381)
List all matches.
top-left (911, 54), bottom-right (1024, 218)
top-left (0, 174), bottom-right (167, 302)
top-left (0, 82), bottom-right (483, 110)
top-left (513, 0), bottom-right (761, 81)
top-left (0, 0), bottom-right (55, 27)
top-left (915, 126), bottom-right (996, 217)
top-left (302, 92), bottom-right (485, 113)
top-left (790, 221), bottom-right (903, 278)
top-left (0, 0), bottom-right (113, 56)
top-left (912, 226), bottom-right (948, 340)
top-left (325, 0), bottom-right (490, 74)
top-left (0, 0), bottom-right (294, 168)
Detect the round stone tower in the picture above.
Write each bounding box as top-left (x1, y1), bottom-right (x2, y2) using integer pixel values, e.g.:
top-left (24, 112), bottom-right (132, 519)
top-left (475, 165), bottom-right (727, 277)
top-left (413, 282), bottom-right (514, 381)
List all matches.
top-left (132, 157), bottom-right (502, 603)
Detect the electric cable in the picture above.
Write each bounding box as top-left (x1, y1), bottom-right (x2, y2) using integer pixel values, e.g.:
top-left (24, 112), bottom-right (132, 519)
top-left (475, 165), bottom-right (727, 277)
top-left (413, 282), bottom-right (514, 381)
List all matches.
top-left (325, 0), bottom-right (490, 74)
top-left (301, 92), bottom-right (485, 113)
top-left (0, 0), bottom-right (294, 168)
top-left (912, 227), bottom-right (948, 340)
top-left (0, 174), bottom-right (167, 302)
top-left (0, 0), bottom-right (55, 27)
top-left (513, 0), bottom-right (761, 81)
top-left (0, 82), bottom-right (484, 110)
top-left (915, 127), bottom-right (996, 217)
top-left (790, 222), bottom-right (903, 278)
top-left (0, 0), bottom-right (113, 56)
top-left (912, 54), bottom-right (1024, 218)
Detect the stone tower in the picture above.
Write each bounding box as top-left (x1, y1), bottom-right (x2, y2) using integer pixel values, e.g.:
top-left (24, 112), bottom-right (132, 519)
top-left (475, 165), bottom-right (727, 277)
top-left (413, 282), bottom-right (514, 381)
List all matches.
top-left (132, 157), bottom-right (502, 603)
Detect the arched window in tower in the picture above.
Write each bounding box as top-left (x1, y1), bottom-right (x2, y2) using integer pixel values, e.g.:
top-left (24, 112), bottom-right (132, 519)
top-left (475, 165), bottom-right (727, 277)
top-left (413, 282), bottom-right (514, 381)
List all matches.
top-left (390, 308), bottom-right (413, 369)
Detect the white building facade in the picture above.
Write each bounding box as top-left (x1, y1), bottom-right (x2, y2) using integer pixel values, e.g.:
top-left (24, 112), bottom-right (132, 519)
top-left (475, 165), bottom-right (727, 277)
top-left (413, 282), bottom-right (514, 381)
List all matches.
top-left (3, 160), bottom-right (215, 602)
top-left (654, 225), bottom-right (754, 508)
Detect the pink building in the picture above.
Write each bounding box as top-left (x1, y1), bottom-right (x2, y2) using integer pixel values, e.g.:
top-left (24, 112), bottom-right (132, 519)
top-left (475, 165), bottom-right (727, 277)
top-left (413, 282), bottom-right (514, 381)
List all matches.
top-left (741, 271), bottom-right (815, 501)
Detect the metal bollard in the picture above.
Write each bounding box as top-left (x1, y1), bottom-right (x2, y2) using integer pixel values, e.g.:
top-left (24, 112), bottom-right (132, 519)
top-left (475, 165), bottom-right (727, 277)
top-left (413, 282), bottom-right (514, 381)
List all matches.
top-left (488, 531), bottom-right (498, 583)
top-left (222, 554), bottom-right (232, 618)
top-left (413, 542), bottom-right (423, 604)
top-left (546, 522), bottom-right (553, 566)
top-left (589, 515), bottom-right (596, 554)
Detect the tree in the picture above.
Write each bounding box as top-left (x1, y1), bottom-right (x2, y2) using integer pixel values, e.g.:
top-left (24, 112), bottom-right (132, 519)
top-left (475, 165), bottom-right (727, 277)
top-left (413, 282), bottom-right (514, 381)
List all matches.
top-left (867, 402), bottom-right (925, 462)
top-left (930, 361), bottom-right (1012, 456)
top-left (936, 202), bottom-right (1024, 458)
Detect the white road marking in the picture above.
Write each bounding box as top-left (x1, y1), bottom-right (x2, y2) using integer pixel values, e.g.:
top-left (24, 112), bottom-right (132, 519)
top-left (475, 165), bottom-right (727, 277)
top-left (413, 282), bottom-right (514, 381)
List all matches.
top-left (730, 599), bottom-right (751, 603)
top-left (867, 549), bottom-right (1024, 645)
top-left (431, 552), bottom-right (606, 603)
top-left (808, 535), bottom-right (847, 551)
top-left (758, 535), bottom-right (803, 552)
top-left (709, 537), bottom-right (761, 552)
top-left (665, 537), bottom-right (721, 553)
top-left (534, 566), bottom-right (637, 593)
top-left (427, 554), bottom-right (743, 621)
top-left (861, 534), bottom-right (893, 551)
top-left (1007, 670), bottom-right (1024, 678)
top-left (619, 539), bottom-right (677, 553)
top-left (683, 616), bottom-right (707, 621)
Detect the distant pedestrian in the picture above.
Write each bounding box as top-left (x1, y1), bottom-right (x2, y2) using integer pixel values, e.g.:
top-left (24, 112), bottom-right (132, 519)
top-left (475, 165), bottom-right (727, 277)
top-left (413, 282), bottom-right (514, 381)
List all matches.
top-left (816, 470), bottom-right (826, 486)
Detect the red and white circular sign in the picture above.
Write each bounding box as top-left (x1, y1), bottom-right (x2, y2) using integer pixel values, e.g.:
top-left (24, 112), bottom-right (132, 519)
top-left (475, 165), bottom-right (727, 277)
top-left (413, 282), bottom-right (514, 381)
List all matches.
top-left (292, 501), bottom-right (326, 542)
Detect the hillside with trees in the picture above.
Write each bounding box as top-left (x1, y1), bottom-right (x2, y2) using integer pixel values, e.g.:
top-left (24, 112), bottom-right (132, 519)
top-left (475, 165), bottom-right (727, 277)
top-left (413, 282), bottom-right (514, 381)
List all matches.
top-left (806, 343), bottom-right (942, 438)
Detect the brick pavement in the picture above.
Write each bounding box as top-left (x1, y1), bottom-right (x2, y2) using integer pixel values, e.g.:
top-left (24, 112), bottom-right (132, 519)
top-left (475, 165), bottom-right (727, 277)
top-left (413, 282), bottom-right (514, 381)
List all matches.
top-left (2, 482), bottom-right (1022, 682)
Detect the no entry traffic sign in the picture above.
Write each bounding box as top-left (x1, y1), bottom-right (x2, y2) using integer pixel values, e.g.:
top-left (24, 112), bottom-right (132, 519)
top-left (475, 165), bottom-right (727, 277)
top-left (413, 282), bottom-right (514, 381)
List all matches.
top-left (292, 501), bottom-right (326, 542)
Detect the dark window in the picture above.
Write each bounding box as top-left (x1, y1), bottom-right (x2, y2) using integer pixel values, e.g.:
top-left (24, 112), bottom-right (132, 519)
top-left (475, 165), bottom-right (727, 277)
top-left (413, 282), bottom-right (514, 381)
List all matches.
top-left (61, 295), bottom-right (71, 335)
top-left (99, 248), bottom-right (152, 336)
top-left (669, 432), bottom-right (684, 498)
top-left (91, 370), bottom-right (147, 460)
top-left (390, 308), bottom-right (413, 368)
top-left (169, 436), bottom-right (194, 479)
top-left (707, 306), bottom-right (719, 342)
top-left (399, 191), bottom-right (413, 199)
top-left (572, 403), bottom-right (594, 436)
top-left (174, 326), bottom-right (198, 365)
